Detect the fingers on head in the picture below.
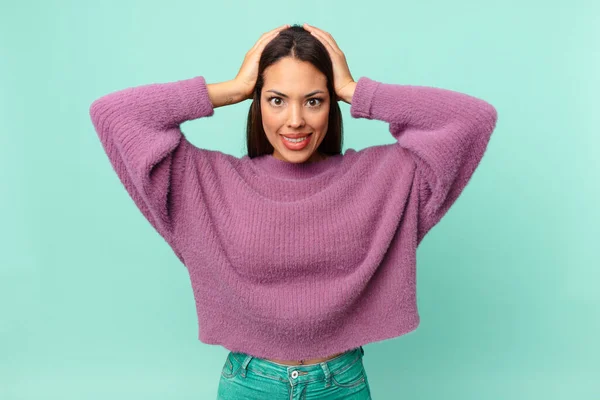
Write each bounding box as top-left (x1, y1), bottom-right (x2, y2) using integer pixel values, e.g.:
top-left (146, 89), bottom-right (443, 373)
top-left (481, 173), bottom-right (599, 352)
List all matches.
top-left (252, 31), bottom-right (277, 51)
top-left (260, 27), bottom-right (285, 44)
top-left (265, 24), bottom-right (288, 36)
top-left (252, 25), bottom-right (289, 53)
top-left (310, 27), bottom-right (336, 46)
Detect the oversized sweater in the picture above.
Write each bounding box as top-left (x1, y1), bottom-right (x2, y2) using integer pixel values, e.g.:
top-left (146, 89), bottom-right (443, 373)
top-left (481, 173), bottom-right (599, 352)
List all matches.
top-left (89, 75), bottom-right (498, 360)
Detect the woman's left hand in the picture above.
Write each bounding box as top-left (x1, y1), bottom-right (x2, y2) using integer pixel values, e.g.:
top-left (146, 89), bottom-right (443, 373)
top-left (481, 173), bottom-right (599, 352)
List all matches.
top-left (303, 23), bottom-right (357, 104)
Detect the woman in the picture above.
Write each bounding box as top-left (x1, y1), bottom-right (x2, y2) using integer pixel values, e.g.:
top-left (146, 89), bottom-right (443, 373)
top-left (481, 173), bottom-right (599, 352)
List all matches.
top-left (89, 23), bottom-right (498, 399)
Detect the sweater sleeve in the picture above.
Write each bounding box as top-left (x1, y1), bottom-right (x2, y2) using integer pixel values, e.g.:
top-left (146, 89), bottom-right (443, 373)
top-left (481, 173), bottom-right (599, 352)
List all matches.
top-left (88, 76), bottom-right (215, 261)
top-left (350, 76), bottom-right (498, 244)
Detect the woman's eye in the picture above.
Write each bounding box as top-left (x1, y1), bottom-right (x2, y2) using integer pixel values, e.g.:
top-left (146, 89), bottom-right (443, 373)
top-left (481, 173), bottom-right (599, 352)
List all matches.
top-left (267, 97), bottom-right (323, 107)
top-left (308, 98), bottom-right (322, 107)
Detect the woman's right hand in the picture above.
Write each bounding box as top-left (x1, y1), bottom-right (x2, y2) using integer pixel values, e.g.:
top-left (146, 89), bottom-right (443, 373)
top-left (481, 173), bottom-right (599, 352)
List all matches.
top-left (233, 24), bottom-right (290, 101)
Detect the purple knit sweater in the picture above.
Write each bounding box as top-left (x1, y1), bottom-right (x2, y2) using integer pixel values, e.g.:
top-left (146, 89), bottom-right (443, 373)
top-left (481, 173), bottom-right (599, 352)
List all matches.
top-left (89, 75), bottom-right (498, 360)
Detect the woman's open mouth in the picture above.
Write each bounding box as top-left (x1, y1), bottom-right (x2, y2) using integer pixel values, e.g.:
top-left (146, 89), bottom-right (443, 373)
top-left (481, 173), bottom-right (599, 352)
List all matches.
top-left (281, 133), bottom-right (313, 150)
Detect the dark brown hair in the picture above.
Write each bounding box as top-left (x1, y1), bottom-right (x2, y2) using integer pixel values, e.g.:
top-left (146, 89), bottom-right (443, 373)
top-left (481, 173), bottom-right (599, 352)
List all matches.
top-left (246, 25), bottom-right (343, 158)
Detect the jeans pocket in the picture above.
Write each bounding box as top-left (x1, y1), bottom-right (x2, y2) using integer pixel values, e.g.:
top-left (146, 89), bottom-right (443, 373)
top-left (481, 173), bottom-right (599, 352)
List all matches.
top-left (330, 357), bottom-right (366, 388)
top-left (221, 353), bottom-right (242, 379)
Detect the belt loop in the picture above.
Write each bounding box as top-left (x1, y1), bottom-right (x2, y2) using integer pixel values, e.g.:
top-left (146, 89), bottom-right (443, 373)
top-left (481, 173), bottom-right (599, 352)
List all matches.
top-left (320, 361), bottom-right (332, 388)
top-left (240, 354), bottom-right (253, 378)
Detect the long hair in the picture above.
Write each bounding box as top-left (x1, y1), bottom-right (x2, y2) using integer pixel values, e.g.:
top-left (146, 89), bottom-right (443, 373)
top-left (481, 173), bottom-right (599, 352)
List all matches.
top-left (246, 25), bottom-right (343, 158)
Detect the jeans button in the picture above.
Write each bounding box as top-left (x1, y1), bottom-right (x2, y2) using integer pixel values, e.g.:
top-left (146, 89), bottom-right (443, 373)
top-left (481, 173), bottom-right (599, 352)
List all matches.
top-left (291, 370), bottom-right (299, 379)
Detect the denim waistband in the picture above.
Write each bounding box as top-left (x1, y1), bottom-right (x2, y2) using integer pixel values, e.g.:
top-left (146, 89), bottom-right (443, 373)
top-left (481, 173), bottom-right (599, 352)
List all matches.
top-left (227, 346), bottom-right (365, 387)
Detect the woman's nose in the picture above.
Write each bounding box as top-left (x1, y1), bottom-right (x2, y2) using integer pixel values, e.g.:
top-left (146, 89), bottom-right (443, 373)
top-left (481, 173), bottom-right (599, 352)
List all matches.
top-left (287, 104), bottom-right (305, 128)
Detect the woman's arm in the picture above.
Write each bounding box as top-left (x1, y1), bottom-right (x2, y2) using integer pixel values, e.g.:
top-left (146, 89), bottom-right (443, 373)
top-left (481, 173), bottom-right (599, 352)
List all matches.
top-left (350, 77), bottom-right (498, 244)
top-left (88, 26), bottom-right (289, 261)
top-left (89, 76), bottom-right (216, 261)
top-left (207, 80), bottom-right (248, 108)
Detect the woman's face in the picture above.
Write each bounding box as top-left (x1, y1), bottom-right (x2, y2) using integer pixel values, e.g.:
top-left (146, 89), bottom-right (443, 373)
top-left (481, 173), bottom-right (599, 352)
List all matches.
top-left (260, 57), bottom-right (330, 164)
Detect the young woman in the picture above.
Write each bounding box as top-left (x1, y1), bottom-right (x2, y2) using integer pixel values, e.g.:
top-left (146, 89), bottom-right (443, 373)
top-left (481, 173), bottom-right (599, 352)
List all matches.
top-left (90, 23), bottom-right (498, 400)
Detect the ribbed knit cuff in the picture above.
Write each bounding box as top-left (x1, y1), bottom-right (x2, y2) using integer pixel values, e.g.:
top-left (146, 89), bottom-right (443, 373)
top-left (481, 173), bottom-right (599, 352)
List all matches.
top-left (173, 75), bottom-right (215, 122)
top-left (350, 76), bottom-right (381, 119)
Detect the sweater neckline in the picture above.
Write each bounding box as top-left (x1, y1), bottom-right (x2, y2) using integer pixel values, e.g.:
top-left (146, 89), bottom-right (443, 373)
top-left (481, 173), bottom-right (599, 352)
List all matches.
top-left (249, 153), bottom-right (343, 180)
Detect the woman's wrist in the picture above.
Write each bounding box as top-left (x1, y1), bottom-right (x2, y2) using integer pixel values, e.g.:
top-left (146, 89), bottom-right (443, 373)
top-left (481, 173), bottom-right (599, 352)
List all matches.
top-left (207, 80), bottom-right (248, 108)
top-left (339, 81), bottom-right (357, 104)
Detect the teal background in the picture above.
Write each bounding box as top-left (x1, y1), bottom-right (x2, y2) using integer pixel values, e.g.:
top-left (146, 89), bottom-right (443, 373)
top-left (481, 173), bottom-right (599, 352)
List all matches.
top-left (1, 0), bottom-right (598, 399)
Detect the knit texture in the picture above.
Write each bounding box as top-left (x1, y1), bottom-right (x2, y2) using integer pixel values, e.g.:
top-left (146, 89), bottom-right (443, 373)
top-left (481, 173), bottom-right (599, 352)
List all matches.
top-left (89, 75), bottom-right (498, 360)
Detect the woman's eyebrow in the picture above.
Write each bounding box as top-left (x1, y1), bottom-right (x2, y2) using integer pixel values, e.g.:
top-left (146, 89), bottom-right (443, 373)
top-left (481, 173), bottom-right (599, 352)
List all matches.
top-left (265, 90), bottom-right (325, 98)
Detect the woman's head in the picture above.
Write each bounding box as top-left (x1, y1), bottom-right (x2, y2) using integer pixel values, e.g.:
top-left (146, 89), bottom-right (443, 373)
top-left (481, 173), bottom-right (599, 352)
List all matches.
top-left (246, 25), bottom-right (343, 163)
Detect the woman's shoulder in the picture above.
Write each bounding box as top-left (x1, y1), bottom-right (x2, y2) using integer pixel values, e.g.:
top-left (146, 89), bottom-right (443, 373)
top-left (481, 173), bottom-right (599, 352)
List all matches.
top-left (184, 143), bottom-right (416, 183)
top-left (185, 143), bottom-right (243, 167)
top-left (344, 142), bottom-right (415, 167)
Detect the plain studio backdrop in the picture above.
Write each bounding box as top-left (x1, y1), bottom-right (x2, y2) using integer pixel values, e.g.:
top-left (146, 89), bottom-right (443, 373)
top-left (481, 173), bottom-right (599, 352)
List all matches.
top-left (1, 1), bottom-right (598, 399)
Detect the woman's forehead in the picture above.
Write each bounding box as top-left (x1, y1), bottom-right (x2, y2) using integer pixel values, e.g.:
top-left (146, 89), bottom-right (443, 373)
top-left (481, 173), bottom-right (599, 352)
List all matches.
top-left (263, 58), bottom-right (327, 90)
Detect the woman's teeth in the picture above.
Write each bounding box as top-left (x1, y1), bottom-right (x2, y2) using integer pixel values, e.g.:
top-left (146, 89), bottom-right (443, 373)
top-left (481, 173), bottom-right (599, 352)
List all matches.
top-left (283, 135), bottom-right (310, 143)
